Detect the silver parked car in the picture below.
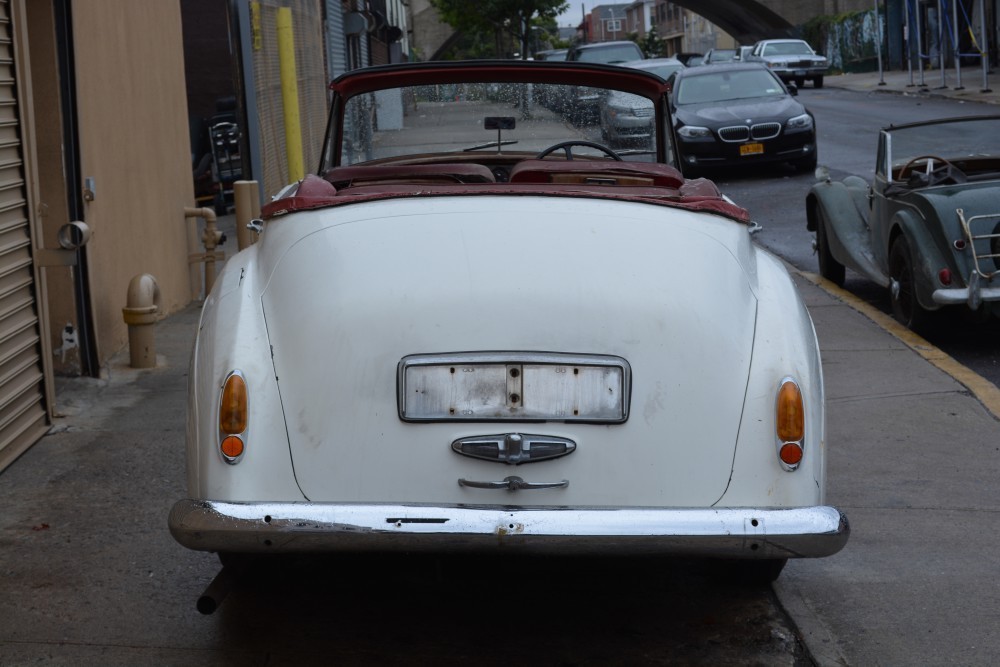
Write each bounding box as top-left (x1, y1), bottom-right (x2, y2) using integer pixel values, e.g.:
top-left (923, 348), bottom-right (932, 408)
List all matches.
top-left (599, 58), bottom-right (684, 146)
top-left (747, 39), bottom-right (828, 88)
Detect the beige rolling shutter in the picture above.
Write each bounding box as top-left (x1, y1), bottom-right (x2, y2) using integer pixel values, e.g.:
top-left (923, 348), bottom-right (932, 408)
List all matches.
top-left (0, 0), bottom-right (51, 471)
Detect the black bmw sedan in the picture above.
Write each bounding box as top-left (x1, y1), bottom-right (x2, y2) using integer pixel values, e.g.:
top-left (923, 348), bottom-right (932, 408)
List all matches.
top-left (667, 63), bottom-right (817, 176)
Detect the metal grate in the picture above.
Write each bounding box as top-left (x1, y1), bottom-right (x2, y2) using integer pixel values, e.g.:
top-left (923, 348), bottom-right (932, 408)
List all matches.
top-left (718, 125), bottom-right (750, 142)
top-left (751, 122), bottom-right (781, 140)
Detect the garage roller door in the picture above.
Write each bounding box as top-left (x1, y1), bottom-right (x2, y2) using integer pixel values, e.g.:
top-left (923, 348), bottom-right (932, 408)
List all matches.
top-left (0, 0), bottom-right (51, 471)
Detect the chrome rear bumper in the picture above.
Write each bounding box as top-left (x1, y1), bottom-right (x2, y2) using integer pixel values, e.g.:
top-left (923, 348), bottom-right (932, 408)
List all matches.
top-left (169, 500), bottom-right (849, 559)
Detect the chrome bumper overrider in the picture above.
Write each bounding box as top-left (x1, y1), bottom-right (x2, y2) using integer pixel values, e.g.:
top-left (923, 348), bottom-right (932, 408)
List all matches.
top-left (169, 500), bottom-right (849, 559)
top-left (932, 284), bottom-right (1000, 307)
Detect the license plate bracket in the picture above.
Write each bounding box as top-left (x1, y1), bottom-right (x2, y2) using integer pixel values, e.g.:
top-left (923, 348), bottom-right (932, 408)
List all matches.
top-left (398, 352), bottom-right (630, 422)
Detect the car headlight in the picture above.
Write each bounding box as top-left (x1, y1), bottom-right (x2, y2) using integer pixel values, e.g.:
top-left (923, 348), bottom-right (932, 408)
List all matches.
top-left (786, 113), bottom-right (813, 131)
top-left (677, 125), bottom-right (711, 139)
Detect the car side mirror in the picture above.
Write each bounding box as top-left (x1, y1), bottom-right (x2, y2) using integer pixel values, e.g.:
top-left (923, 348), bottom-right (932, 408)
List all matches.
top-left (787, 82), bottom-right (798, 96)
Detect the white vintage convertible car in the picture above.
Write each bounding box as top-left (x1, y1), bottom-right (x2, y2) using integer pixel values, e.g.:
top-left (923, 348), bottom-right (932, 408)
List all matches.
top-left (169, 61), bottom-right (848, 594)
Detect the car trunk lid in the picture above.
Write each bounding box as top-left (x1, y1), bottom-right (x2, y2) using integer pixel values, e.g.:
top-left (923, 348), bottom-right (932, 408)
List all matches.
top-left (260, 196), bottom-right (757, 507)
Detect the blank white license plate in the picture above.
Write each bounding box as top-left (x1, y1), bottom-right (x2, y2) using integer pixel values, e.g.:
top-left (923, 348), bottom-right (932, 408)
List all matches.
top-left (398, 353), bottom-right (629, 422)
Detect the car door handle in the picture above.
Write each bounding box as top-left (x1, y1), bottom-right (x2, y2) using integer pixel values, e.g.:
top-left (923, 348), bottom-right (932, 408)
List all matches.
top-left (458, 476), bottom-right (568, 491)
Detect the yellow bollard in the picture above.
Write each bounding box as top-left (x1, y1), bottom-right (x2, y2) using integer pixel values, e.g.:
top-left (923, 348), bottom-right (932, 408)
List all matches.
top-left (277, 7), bottom-right (304, 182)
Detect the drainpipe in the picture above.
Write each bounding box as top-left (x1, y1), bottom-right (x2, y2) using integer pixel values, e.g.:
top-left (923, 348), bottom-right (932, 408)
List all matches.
top-left (121, 274), bottom-right (160, 369)
top-left (184, 206), bottom-right (224, 297)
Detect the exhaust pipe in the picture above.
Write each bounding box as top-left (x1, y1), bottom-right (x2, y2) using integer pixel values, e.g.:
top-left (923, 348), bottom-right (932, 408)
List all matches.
top-left (196, 566), bottom-right (237, 615)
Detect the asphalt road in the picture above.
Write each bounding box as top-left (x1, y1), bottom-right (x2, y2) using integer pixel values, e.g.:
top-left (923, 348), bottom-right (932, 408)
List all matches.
top-left (711, 86), bottom-right (1000, 389)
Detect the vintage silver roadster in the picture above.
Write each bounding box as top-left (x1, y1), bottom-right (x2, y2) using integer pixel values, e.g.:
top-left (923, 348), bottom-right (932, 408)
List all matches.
top-left (807, 115), bottom-right (1000, 328)
top-left (169, 61), bottom-right (848, 607)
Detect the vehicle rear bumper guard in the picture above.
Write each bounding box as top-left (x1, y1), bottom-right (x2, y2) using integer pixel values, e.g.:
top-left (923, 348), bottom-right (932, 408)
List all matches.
top-left (932, 279), bottom-right (1000, 307)
top-left (169, 500), bottom-right (849, 559)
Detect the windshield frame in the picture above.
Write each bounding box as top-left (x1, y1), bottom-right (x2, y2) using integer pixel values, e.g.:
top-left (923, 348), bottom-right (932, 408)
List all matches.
top-left (879, 115), bottom-right (1000, 179)
top-left (320, 60), bottom-right (678, 173)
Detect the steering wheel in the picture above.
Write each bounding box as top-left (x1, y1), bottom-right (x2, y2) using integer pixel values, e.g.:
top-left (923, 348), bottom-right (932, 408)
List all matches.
top-left (535, 140), bottom-right (623, 161)
top-left (897, 154), bottom-right (966, 186)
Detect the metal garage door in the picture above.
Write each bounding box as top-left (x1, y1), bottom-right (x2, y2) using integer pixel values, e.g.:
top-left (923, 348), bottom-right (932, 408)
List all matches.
top-left (0, 0), bottom-right (51, 471)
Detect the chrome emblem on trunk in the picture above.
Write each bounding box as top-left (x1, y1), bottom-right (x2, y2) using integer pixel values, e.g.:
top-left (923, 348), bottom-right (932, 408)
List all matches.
top-left (452, 433), bottom-right (576, 465)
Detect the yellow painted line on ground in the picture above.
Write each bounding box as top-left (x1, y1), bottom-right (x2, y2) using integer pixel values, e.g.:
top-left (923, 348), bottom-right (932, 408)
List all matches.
top-left (797, 270), bottom-right (1000, 421)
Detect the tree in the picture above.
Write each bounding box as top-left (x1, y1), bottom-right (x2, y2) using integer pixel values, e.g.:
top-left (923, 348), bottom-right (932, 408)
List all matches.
top-left (640, 26), bottom-right (665, 59)
top-left (431, 0), bottom-right (569, 59)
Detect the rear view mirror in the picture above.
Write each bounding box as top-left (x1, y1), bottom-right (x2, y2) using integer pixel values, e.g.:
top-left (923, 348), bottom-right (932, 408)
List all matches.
top-left (485, 116), bottom-right (515, 130)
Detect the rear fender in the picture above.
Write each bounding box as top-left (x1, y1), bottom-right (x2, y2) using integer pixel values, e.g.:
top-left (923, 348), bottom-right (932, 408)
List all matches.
top-left (807, 177), bottom-right (888, 286)
top-left (890, 211), bottom-right (950, 312)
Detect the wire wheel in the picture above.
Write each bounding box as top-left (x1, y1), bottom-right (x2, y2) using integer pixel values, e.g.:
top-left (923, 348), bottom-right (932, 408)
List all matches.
top-left (888, 236), bottom-right (926, 329)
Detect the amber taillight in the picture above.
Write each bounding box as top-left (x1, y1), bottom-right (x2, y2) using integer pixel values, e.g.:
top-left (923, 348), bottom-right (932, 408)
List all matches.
top-left (219, 371), bottom-right (247, 463)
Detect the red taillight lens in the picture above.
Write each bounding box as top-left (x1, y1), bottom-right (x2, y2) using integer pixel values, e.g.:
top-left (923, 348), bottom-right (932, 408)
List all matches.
top-left (221, 435), bottom-right (245, 459)
top-left (938, 268), bottom-right (952, 286)
top-left (779, 442), bottom-right (803, 465)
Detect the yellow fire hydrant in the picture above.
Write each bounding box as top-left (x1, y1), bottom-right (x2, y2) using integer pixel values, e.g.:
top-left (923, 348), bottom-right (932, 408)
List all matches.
top-left (121, 274), bottom-right (160, 368)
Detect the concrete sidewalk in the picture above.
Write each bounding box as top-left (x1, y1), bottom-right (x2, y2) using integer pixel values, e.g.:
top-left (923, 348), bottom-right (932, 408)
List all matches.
top-left (777, 273), bottom-right (1000, 665)
top-left (820, 66), bottom-right (998, 105)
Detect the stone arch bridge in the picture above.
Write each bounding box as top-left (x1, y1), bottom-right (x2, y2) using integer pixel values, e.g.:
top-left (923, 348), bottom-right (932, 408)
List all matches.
top-left (668, 0), bottom-right (870, 46)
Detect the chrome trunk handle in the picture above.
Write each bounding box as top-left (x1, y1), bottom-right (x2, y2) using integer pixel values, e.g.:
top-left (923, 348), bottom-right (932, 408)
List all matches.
top-left (458, 476), bottom-right (568, 491)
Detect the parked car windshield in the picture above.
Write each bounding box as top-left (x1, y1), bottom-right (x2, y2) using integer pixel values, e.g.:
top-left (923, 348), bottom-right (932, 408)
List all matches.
top-left (338, 80), bottom-right (663, 166)
top-left (632, 61), bottom-right (684, 80)
top-left (762, 41), bottom-right (814, 56)
top-left (706, 49), bottom-right (737, 63)
top-left (575, 44), bottom-right (643, 63)
top-left (886, 117), bottom-right (1000, 172)
top-left (675, 69), bottom-right (785, 105)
